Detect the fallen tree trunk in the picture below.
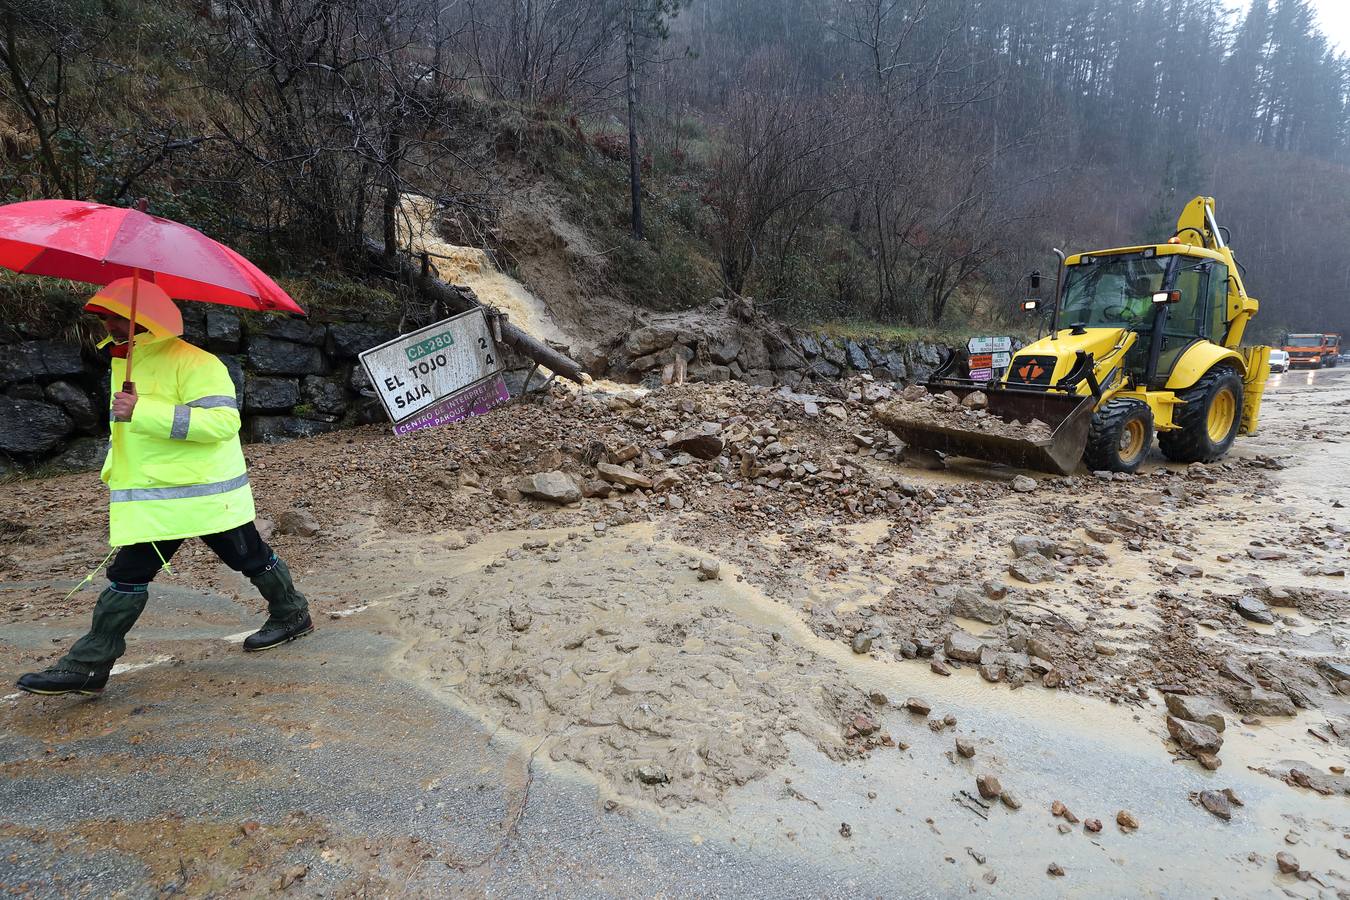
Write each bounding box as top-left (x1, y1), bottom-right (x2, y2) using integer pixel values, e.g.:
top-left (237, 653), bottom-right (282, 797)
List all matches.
top-left (364, 239), bottom-right (589, 384)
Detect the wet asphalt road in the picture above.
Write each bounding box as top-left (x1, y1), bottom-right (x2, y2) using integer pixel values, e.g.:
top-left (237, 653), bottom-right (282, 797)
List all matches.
top-left (2, 370), bottom-right (1346, 898)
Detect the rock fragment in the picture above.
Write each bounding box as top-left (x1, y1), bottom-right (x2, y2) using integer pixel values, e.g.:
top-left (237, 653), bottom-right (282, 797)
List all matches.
top-left (1196, 789), bottom-right (1232, 821)
top-left (276, 508), bottom-right (320, 537)
top-left (944, 629), bottom-right (983, 663)
top-left (1233, 686), bottom-right (1297, 717)
top-left (1164, 694), bottom-right (1226, 732)
top-left (1234, 595), bottom-right (1276, 625)
top-left (1117, 810), bottom-right (1139, 831)
top-left (516, 471), bottom-right (582, 504)
top-left (1167, 715), bottom-right (1223, 755)
top-left (1276, 851), bottom-right (1300, 874)
top-left (976, 774), bottom-right (1002, 800)
top-left (955, 738), bottom-right (975, 759)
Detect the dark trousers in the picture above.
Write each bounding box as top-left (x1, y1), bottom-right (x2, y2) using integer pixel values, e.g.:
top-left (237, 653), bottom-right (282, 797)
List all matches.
top-left (58, 522), bottom-right (301, 675)
top-left (107, 522), bottom-right (274, 586)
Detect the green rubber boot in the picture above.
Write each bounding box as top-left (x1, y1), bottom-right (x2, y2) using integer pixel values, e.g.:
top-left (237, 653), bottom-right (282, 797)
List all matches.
top-left (57, 584), bottom-right (149, 675)
top-left (243, 556), bottom-right (313, 652)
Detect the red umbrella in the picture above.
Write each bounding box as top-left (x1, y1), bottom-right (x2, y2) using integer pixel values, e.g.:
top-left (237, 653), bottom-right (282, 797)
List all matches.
top-left (0, 198), bottom-right (305, 387)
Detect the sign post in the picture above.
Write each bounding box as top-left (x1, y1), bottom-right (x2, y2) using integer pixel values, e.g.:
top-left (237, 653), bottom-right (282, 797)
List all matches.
top-left (359, 308), bottom-right (508, 434)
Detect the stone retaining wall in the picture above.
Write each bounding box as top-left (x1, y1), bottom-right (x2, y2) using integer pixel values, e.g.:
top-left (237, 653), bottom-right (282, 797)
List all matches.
top-left (0, 295), bottom-right (953, 475)
top-left (0, 306), bottom-right (402, 476)
top-left (600, 300), bottom-right (946, 391)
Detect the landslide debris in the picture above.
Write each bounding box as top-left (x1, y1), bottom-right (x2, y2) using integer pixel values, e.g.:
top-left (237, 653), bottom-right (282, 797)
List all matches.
top-left (876, 389), bottom-right (1055, 443)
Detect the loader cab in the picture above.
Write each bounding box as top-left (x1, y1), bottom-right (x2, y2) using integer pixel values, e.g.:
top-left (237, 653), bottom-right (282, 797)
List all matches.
top-left (1058, 249), bottom-right (1229, 387)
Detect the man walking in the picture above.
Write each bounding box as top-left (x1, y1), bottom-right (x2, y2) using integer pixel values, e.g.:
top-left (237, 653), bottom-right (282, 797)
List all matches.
top-left (17, 278), bottom-right (313, 696)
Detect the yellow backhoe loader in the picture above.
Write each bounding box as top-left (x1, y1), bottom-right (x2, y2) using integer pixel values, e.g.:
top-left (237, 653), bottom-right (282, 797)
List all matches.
top-left (883, 197), bottom-right (1270, 474)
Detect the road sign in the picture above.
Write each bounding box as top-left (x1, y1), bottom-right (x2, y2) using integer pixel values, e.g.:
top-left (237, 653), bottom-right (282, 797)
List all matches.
top-left (992, 351), bottom-right (1012, 369)
top-left (392, 374), bottom-right (509, 436)
top-left (969, 367), bottom-right (994, 382)
top-left (968, 335), bottom-right (1012, 354)
top-left (360, 308), bottom-right (502, 424)
top-left (969, 353), bottom-right (994, 369)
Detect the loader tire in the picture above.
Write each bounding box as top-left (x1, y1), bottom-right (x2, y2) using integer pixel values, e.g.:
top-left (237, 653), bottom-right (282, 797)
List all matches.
top-left (1084, 399), bottom-right (1154, 474)
top-left (1159, 366), bottom-right (1243, 463)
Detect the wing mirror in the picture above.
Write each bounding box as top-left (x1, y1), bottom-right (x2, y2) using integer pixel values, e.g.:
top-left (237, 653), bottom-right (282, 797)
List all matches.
top-left (1020, 271), bottom-right (1043, 312)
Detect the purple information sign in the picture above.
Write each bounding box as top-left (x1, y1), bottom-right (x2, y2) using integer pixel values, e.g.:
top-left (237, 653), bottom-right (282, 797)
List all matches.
top-left (392, 374), bottom-right (510, 436)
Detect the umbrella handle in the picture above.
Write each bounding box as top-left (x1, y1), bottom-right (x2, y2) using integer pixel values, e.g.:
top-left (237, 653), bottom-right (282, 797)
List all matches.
top-left (114, 270), bottom-right (140, 420)
top-left (123, 269), bottom-right (140, 388)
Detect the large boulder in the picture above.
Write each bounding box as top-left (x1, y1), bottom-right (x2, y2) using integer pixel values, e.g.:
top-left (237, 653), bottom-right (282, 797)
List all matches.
top-left (44, 381), bottom-right (98, 433)
top-left (667, 428), bottom-right (724, 460)
top-left (796, 334), bottom-right (821, 358)
top-left (0, 340), bottom-right (85, 385)
top-left (687, 362), bottom-right (731, 383)
top-left (737, 335), bottom-right (771, 370)
top-left (944, 629), bottom-right (984, 663)
top-left (301, 375), bottom-right (349, 416)
top-left (246, 336), bottom-right (327, 375)
top-left (1231, 686), bottom-right (1297, 716)
top-left (1166, 715), bottom-right (1223, 754)
top-left (205, 310), bottom-right (242, 353)
top-left (1164, 694), bottom-right (1226, 732)
top-left (709, 336), bottom-right (742, 366)
top-left (624, 325), bottom-right (678, 357)
top-left (0, 398), bottom-right (72, 455)
top-left (597, 462), bottom-right (653, 489)
top-left (1009, 552), bottom-right (1057, 584)
top-left (244, 375), bottom-right (301, 413)
top-left (517, 471), bottom-right (582, 504)
top-left (255, 318), bottom-right (327, 346)
top-left (938, 585), bottom-right (1007, 625)
top-left (326, 322), bottom-right (399, 359)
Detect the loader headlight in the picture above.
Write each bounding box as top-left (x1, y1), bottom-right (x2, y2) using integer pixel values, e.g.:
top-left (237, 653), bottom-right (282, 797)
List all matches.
top-left (1152, 290), bottom-right (1181, 304)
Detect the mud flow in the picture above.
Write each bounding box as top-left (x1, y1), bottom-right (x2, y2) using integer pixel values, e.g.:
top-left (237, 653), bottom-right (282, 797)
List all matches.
top-left (1, 369), bottom-right (1347, 897)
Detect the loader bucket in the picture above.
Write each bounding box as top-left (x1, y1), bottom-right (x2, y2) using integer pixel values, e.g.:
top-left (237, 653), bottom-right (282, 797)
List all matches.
top-left (879, 386), bottom-right (1096, 474)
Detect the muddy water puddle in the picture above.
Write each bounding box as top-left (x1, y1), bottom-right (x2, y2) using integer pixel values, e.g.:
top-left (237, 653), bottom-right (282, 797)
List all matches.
top-left (331, 517), bottom-right (1347, 896)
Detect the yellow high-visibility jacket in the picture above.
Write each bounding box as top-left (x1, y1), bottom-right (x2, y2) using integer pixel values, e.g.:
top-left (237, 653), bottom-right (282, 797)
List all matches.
top-left (101, 332), bottom-right (254, 546)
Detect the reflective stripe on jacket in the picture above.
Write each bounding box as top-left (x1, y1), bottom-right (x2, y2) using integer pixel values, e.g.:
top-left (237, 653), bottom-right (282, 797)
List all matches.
top-left (102, 333), bottom-right (254, 546)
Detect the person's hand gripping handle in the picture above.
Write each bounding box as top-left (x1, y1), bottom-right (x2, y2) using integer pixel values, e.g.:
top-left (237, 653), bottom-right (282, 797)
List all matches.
top-left (112, 382), bottom-right (137, 422)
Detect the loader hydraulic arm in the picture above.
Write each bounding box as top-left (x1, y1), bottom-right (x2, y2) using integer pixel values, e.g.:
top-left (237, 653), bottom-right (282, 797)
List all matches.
top-left (1174, 196), bottom-right (1258, 348)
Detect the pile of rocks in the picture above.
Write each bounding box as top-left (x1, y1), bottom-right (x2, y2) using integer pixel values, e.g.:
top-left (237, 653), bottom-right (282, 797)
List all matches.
top-left (598, 299), bottom-right (945, 390)
top-left (875, 388), bottom-right (1056, 443)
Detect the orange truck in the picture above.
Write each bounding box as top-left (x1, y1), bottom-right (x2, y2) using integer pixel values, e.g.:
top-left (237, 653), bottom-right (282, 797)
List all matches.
top-left (1284, 333), bottom-right (1340, 368)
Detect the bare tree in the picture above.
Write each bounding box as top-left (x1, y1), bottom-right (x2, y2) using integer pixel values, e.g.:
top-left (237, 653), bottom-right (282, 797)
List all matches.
top-left (704, 81), bottom-right (860, 295)
top-left (207, 0), bottom-right (476, 259)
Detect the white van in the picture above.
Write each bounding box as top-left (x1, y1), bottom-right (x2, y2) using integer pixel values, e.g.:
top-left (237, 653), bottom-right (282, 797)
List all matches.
top-left (1269, 349), bottom-right (1290, 374)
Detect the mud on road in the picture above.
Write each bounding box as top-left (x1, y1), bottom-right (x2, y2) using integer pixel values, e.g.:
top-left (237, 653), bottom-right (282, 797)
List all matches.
top-left (1, 369), bottom-right (1347, 897)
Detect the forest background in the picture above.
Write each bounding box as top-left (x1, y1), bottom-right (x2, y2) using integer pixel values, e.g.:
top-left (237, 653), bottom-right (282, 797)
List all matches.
top-left (3, 0), bottom-right (1348, 342)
